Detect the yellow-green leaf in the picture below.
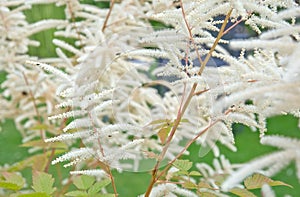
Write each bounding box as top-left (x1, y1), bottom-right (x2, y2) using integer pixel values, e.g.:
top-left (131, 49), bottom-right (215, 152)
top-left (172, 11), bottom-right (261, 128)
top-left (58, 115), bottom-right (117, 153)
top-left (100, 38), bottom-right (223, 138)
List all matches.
top-left (32, 171), bottom-right (56, 195)
top-left (0, 172), bottom-right (25, 190)
top-left (65, 190), bottom-right (88, 197)
top-left (0, 181), bottom-right (22, 191)
top-left (182, 181), bottom-right (197, 189)
top-left (157, 127), bottom-right (171, 144)
top-left (73, 175), bottom-right (95, 190)
top-left (244, 173), bottom-right (292, 190)
top-left (198, 181), bottom-right (212, 189)
top-left (88, 179), bottom-right (111, 195)
top-left (230, 188), bottom-right (257, 197)
top-left (173, 159), bottom-right (192, 171)
top-left (189, 171), bottom-right (202, 176)
top-left (173, 170), bottom-right (189, 176)
top-left (18, 192), bottom-right (51, 197)
top-left (7, 151), bottom-right (66, 172)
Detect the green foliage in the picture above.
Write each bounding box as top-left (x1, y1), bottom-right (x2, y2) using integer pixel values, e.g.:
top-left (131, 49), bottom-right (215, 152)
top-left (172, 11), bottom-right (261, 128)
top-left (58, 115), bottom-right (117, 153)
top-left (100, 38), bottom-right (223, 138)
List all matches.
top-left (32, 171), bottom-right (56, 195)
top-left (65, 175), bottom-right (113, 197)
top-left (0, 172), bottom-right (25, 191)
top-left (244, 173), bottom-right (292, 189)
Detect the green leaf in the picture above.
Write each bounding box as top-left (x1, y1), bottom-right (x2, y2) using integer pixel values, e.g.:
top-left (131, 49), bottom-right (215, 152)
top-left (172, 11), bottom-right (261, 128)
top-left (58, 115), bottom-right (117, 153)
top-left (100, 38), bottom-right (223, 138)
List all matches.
top-left (189, 171), bottom-right (202, 176)
top-left (18, 192), bottom-right (51, 197)
top-left (0, 172), bottom-right (25, 190)
top-left (65, 190), bottom-right (88, 197)
top-left (230, 188), bottom-right (257, 197)
top-left (32, 171), bottom-right (56, 195)
top-left (182, 181), bottom-right (197, 189)
top-left (0, 181), bottom-right (22, 191)
top-left (88, 179), bottom-right (111, 195)
top-left (73, 175), bottom-right (95, 190)
top-left (7, 150), bottom-right (66, 172)
top-left (172, 159), bottom-right (193, 171)
top-left (244, 173), bottom-right (293, 190)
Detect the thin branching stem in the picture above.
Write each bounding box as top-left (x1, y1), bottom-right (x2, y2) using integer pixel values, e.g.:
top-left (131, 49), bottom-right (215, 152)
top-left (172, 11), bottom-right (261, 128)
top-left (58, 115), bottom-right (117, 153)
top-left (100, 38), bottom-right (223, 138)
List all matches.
top-left (21, 72), bottom-right (45, 141)
top-left (88, 112), bottom-right (118, 196)
top-left (102, 0), bottom-right (115, 32)
top-left (180, 0), bottom-right (203, 66)
top-left (198, 8), bottom-right (233, 75)
top-left (105, 164), bottom-right (118, 197)
top-left (66, 1), bottom-right (84, 53)
top-left (144, 5), bottom-right (233, 196)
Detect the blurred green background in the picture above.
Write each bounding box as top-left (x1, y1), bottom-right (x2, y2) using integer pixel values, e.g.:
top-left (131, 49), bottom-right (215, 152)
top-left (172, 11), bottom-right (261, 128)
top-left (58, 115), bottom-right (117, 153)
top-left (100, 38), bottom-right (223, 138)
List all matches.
top-left (1, 2), bottom-right (299, 196)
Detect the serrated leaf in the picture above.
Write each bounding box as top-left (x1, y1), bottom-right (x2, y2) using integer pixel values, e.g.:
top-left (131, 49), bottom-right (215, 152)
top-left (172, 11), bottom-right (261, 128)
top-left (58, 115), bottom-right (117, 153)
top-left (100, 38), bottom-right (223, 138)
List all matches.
top-left (157, 126), bottom-right (171, 144)
top-left (7, 150), bottom-right (66, 172)
top-left (244, 173), bottom-right (292, 190)
top-left (73, 175), bottom-right (95, 190)
top-left (32, 171), bottom-right (56, 195)
top-left (0, 172), bottom-right (25, 190)
top-left (172, 159), bottom-right (192, 171)
top-left (17, 192), bottom-right (51, 197)
top-left (230, 188), bottom-right (257, 197)
top-left (189, 171), bottom-right (202, 176)
top-left (0, 181), bottom-right (22, 191)
top-left (182, 181), bottom-right (197, 189)
top-left (65, 190), bottom-right (88, 197)
top-left (198, 181), bottom-right (212, 189)
top-left (88, 179), bottom-right (111, 195)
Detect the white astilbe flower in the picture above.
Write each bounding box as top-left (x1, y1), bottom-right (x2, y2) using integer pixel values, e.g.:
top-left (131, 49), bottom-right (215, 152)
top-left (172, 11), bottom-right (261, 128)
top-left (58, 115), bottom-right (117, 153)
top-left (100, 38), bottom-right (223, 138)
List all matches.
top-left (70, 169), bottom-right (106, 178)
top-left (52, 147), bottom-right (94, 165)
top-left (221, 135), bottom-right (300, 191)
top-left (0, 68), bottom-right (60, 138)
top-left (3, 1), bottom-right (300, 196)
top-left (0, 2), bottom-right (67, 138)
top-left (196, 155), bottom-right (236, 190)
top-left (145, 183), bottom-right (197, 197)
top-left (261, 184), bottom-right (275, 197)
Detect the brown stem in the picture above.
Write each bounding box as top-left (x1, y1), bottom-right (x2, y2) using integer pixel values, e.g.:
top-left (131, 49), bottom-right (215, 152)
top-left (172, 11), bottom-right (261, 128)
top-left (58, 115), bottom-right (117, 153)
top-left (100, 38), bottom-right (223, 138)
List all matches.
top-left (44, 148), bottom-right (56, 173)
top-left (198, 8), bottom-right (233, 75)
top-left (88, 112), bottom-right (118, 196)
top-left (67, 1), bottom-right (84, 53)
top-left (22, 72), bottom-right (45, 141)
top-left (180, 0), bottom-right (203, 66)
top-left (102, 0), bottom-right (115, 32)
top-left (144, 6), bottom-right (233, 196)
top-left (156, 120), bottom-right (219, 180)
top-left (105, 165), bottom-right (118, 197)
top-left (222, 17), bottom-right (244, 36)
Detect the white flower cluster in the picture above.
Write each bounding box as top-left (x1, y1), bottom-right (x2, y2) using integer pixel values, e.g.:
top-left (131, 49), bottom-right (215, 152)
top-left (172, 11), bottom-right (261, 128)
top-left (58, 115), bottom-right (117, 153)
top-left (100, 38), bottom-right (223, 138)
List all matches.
top-left (1, 0), bottom-right (300, 195)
